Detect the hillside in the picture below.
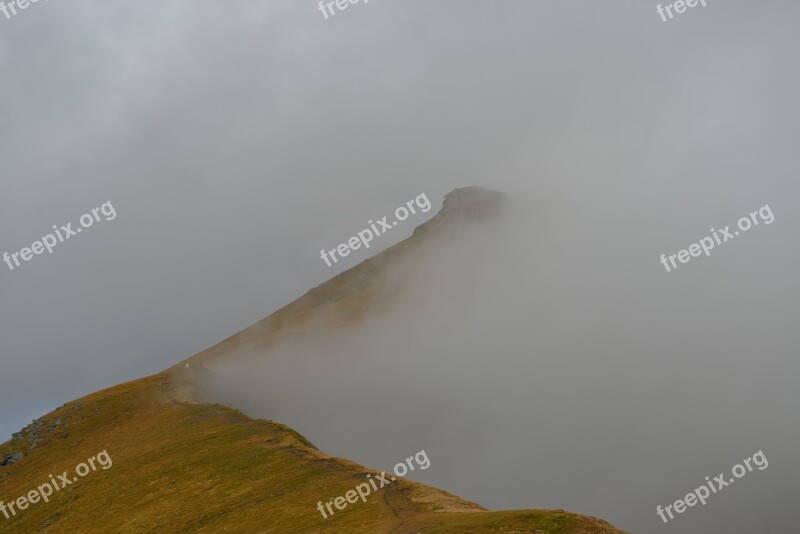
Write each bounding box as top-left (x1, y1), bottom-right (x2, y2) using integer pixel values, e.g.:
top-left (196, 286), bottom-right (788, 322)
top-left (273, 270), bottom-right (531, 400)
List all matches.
top-left (0, 188), bottom-right (629, 534)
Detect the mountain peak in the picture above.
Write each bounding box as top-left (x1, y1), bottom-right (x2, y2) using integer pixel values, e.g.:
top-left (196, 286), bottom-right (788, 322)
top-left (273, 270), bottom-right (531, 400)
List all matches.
top-left (414, 186), bottom-right (504, 236)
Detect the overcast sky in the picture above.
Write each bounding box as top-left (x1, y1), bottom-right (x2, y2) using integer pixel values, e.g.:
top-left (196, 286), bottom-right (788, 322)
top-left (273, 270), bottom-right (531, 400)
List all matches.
top-left (1, 1), bottom-right (799, 533)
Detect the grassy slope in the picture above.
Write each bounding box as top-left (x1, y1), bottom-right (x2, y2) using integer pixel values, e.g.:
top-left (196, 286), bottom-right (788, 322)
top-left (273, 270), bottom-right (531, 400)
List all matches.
top-left (0, 374), bottom-right (625, 533)
top-left (0, 189), bottom-right (629, 533)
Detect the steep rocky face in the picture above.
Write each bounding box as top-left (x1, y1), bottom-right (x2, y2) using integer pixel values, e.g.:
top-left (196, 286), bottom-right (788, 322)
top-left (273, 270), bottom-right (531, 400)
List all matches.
top-left (414, 186), bottom-right (505, 236)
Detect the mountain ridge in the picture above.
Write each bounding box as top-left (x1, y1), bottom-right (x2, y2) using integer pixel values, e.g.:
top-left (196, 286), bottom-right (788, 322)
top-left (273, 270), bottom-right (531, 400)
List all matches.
top-left (0, 188), bottom-right (629, 534)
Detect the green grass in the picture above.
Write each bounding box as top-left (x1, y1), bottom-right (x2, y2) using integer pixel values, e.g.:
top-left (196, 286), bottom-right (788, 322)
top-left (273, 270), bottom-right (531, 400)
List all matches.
top-left (0, 191), bottom-right (629, 533)
top-left (0, 373), bottom-right (626, 533)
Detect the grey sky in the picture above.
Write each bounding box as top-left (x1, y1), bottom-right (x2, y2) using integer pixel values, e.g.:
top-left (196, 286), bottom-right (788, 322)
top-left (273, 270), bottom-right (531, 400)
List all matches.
top-left (1, 1), bottom-right (799, 533)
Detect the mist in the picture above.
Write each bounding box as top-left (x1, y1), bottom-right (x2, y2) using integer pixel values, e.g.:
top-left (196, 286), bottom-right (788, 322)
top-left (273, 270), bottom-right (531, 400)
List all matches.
top-left (206, 183), bottom-right (800, 533)
top-left (2, 1), bottom-right (799, 532)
